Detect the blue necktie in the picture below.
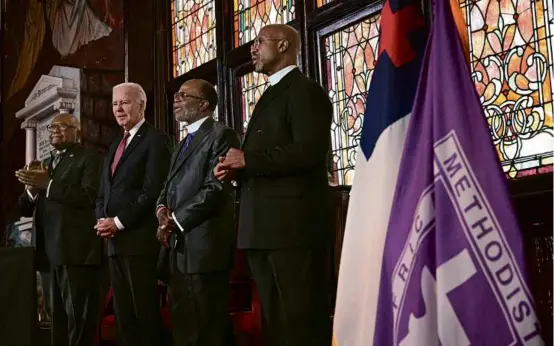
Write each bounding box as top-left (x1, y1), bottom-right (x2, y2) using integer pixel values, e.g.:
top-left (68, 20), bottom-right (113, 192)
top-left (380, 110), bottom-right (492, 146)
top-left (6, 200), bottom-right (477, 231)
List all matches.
top-left (178, 132), bottom-right (195, 161)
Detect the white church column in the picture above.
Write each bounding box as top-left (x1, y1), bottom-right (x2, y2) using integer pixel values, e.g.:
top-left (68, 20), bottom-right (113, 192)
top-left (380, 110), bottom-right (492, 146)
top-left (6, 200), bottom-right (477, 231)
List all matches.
top-left (21, 120), bottom-right (37, 164)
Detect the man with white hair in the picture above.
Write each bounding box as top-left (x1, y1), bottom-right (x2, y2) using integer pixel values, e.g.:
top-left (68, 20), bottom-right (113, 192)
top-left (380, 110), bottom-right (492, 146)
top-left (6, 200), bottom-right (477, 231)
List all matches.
top-left (95, 82), bottom-right (171, 346)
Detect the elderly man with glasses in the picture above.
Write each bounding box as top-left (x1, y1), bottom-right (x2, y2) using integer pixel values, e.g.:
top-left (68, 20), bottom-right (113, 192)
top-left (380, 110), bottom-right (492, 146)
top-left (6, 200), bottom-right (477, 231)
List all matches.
top-left (156, 79), bottom-right (240, 346)
top-left (16, 112), bottom-right (103, 346)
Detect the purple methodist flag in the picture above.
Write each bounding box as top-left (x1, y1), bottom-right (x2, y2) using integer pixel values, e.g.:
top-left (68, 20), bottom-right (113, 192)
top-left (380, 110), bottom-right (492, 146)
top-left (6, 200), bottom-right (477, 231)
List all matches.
top-left (371, 0), bottom-right (544, 345)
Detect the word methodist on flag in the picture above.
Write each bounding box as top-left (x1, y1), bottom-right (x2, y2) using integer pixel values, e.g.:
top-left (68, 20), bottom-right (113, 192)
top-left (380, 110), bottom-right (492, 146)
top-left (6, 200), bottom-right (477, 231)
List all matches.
top-left (334, 0), bottom-right (544, 345)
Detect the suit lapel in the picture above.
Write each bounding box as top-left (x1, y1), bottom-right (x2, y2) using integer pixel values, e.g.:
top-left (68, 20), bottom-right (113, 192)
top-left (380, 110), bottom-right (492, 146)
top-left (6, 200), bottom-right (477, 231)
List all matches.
top-left (167, 137), bottom-right (186, 175)
top-left (47, 156), bottom-right (55, 178)
top-left (243, 68), bottom-right (300, 145)
top-left (111, 122), bottom-right (149, 177)
top-left (105, 137), bottom-right (119, 184)
top-left (168, 117), bottom-right (214, 181)
top-left (51, 146), bottom-right (78, 179)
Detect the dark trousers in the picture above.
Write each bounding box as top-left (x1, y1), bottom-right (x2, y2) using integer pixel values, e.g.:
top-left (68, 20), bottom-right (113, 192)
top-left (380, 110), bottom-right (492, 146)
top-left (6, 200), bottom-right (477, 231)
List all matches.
top-left (247, 248), bottom-right (331, 346)
top-left (109, 255), bottom-right (161, 346)
top-left (50, 264), bottom-right (101, 346)
top-left (168, 251), bottom-right (231, 346)
top-left (39, 271), bottom-right (52, 320)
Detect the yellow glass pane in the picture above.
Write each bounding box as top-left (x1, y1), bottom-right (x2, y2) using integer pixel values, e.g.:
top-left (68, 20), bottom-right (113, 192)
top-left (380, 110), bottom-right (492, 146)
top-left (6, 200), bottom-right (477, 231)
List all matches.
top-left (460, 0), bottom-right (554, 178)
top-left (239, 72), bottom-right (269, 133)
top-left (171, 0), bottom-right (217, 78)
top-left (233, 0), bottom-right (296, 47)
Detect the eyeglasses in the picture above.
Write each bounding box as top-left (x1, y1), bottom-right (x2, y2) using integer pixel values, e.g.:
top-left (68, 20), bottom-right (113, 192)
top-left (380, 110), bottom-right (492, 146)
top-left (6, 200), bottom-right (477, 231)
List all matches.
top-left (46, 124), bottom-right (77, 132)
top-left (252, 36), bottom-right (283, 48)
top-left (174, 91), bottom-right (205, 101)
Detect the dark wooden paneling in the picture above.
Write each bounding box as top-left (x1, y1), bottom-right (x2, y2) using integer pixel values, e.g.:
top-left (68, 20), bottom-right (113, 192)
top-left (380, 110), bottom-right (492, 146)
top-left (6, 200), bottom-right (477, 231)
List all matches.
top-left (80, 69), bottom-right (124, 154)
top-left (124, 0), bottom-right (156, 124)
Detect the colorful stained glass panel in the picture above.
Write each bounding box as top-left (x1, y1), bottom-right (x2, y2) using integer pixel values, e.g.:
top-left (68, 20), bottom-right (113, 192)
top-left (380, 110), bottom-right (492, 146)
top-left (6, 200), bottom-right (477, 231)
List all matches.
top-left (460, 0), bottom-right (554, 178)
top-left (233, 0), bottom-right (296, 47)
top-left (316, 0), bottom-right (334, 7)
top-left (324, 14), bottom-right (382, 186)
top-left (171, 0), bottom-right (217, 78)
top-left (239, 71), bottom-right (269, 133)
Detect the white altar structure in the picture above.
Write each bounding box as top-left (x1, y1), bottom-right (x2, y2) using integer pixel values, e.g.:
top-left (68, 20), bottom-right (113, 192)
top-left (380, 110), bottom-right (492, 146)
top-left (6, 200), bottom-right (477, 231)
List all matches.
top-left (12, 66), bottom-right (82, 241)
top-left (15, 65), bottom-right (82, 164)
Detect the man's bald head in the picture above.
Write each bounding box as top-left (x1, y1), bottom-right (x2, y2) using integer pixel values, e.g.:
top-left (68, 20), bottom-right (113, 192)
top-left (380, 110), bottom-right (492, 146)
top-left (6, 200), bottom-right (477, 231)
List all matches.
top-left (261, 24), bottom-right (301, 56)
top-left (251, 24), bottom-right (301, 76)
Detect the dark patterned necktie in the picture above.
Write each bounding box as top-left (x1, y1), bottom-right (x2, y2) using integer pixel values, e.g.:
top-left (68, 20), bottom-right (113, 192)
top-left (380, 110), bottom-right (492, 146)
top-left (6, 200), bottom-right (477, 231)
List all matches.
top-left (111, 131), bottom-right (130, 175)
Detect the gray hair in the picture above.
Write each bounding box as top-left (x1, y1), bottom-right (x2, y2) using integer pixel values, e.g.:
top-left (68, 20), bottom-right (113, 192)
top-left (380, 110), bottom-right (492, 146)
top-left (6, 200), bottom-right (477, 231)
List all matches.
top-left (113, 82), bottom-right (147, 108)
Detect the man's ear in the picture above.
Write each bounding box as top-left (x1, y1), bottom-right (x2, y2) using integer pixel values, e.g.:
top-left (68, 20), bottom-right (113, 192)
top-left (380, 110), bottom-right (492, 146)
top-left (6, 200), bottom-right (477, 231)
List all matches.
top-left (200, 99), bottom-right (211, 112)
top-left (278, 39), bottom-right (290, 53)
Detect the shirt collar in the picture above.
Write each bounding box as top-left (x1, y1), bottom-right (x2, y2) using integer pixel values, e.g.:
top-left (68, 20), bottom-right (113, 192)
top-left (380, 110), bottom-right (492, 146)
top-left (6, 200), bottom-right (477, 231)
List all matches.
top-left (127, 118), bottom-right (146, 136)
top-left (52, 149), bottom-right (66, 156)
top-left (268, 65), bottom-right (297, 86)
top-left (51, 143), bottom-right (77, 156)
top-left (185, 116), bottom-right (210, 134)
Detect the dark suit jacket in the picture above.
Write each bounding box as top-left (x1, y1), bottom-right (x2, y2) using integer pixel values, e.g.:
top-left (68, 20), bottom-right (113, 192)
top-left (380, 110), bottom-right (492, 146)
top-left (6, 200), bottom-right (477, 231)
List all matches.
top-left (157, 117), bottom-right (240, 274)
top-left (18, 145), bottom-right (103, 268)
top-left (237, 68), bottom-right (333, 249)
top-left (96, 122), bottom-right (171, 257)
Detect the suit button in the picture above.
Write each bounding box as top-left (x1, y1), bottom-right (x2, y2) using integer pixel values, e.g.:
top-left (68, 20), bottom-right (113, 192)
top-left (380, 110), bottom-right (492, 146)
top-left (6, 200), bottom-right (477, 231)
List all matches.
top-left (256, 129), bottom-right (263, 133)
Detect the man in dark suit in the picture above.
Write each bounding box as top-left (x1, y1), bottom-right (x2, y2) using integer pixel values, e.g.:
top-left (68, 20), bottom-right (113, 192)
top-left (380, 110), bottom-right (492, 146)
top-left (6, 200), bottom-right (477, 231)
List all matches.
top-left (156, 79), bottom-right (240, 346)
top-left (95, 82), bottom-right (171, 346)
top-left (16, 112), bottom-right (103, 346)
top-left (215, 24), bottom-right (333, 346)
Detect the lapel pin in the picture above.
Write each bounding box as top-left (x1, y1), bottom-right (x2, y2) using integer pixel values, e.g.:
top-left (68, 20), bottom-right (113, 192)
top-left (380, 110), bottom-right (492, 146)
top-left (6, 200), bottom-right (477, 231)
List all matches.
top-left (70, 154), bottom-right (74, 158)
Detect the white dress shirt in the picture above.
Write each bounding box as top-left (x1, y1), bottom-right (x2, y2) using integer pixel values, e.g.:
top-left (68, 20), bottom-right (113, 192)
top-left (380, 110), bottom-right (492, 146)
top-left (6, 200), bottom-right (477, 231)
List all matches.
top-left (29, 148), bottom-right (68, 201)
top-left (268, 65), bottom-right (297, 86)
top-left (125, 118), bottom-right (146, 148)
top-left (171, 116), bottom-right (210, 232)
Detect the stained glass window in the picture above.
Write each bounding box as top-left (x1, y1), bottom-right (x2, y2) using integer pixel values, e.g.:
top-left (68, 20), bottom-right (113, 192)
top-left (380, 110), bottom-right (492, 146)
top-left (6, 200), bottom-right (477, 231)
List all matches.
top-left (316, 0), bottom-right (334, 7)
top-left (460, 0), bottom-right (554, 178)
top-left (323, 1), bottom-right (553, 185)
top-left (178, 86), bottom-right (219, 141)
top-left (233, 0), bottom-right (296, 47)
top-left (171, 0), bottom-right (217, 78)
top-left (324, 14), bottom-right (382, 186)
top-left (239, 71), bottom-right (269, 132)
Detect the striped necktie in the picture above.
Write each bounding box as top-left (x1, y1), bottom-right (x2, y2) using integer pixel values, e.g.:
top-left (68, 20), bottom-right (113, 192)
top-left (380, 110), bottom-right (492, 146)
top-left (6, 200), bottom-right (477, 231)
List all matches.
top-left (51, 150), bottom-right (64, 170)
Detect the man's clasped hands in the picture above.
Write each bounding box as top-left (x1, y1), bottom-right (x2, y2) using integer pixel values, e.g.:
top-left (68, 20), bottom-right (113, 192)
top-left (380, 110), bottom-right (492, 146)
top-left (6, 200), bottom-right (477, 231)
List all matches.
top-left (154, 148), bottom-right (246, 247)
